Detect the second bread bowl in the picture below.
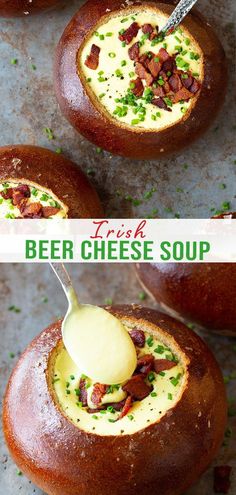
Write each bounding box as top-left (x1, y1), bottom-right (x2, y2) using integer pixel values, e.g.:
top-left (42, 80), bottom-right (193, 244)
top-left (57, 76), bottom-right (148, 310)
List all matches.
top-left (3, 305), bottom-right (227, 495)
top-left (54, 0), bottom-right (227, 158)
top-left (0, 145), bottom-right (103, 218)
top-left (0, 0), bottom-right (63, 17)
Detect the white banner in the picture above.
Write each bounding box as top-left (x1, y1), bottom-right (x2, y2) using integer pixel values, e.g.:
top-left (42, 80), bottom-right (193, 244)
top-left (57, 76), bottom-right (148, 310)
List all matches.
top-left (0, 218), bottom-right (235, 263)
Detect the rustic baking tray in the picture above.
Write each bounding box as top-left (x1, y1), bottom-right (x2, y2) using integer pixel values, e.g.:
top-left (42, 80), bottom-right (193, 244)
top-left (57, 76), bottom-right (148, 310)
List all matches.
top-left (0, 0), bottom-right (235, 493)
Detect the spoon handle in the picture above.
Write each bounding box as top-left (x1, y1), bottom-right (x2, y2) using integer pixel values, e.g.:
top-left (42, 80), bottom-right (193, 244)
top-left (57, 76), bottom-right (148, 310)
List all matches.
top-left (50, 263), bottom-right (79, 306)
top-left (160, 0), bottom-right (198, 35)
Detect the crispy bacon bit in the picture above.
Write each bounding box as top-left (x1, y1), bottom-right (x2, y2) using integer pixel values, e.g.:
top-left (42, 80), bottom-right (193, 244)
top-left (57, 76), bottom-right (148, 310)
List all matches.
top-left (15, 184), bottom-right (30, 197)
top-left (142, 23), bottom-right (153, 35)
top-left (181, 75), bottom-right (193, 89)
top-left (123, 375), bottom-right (151, 400)
top-left (152, 85), bottom-right (165, 97)
top-left (128, 41), bottom-right (140, 61)
top-left (136, 354), bottom-right (154, 375)
top-left (147, 56), bottom-right (161, 78)
top-left (79, 378), bottom-right (88, 407)
top-left (12, 190), bottom-right (26, 206)
top-left (130, 77), bottom-right (144, 97)
top-left (42, 206), bottom-right (60, 218)
top-left (119, 395), bottom-right (132, 419)
top-left (1, 188), bottom-right (13, 200)
top-left (91, 383), bottom-right (108, 406)
top-left (169, 74), bottom-right (182, 93)
top-left (173, 86), bottom-right (193, 103)
top-left (189, 78), bottom-right (200, 94)
top-left (129, 328), bottom-right (145, 348)
top-left (162, 56), bottom-right (176, 73)
top-left (151, 97), bottom-right (171, 111)
top-left (154, 359), bottom-right (176, 373)
top-left (119, 22), bottom-right (139, 45)
top-left (20, 202), bottom-right (43, 218)
top-left (139, 53), bottom-right (151, 69)
top-left (87, 406), bottom-right (106, 413)
top-left (85, 44), bottom-right (100, 70)
top-left (106, 400), bottom-right (126, 412)
top-left (135, 62), bottom-right (153, 86)
top-left (214, 466), bottom-right (232, 494)
top-left (158, 47), bottom-right (170, 62)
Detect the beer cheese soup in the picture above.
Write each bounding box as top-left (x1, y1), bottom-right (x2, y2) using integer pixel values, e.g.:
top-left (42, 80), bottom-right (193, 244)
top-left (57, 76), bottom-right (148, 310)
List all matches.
top-left (0, 180), bottom-right (68, 218)
top-left (79, 6), bottom-right (203, 131)
top-left (52, 324), bottom-right (187, 436)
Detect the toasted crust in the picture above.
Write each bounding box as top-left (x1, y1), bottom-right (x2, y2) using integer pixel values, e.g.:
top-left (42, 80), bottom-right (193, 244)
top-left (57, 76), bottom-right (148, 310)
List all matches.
top-left (136, 263), bottom-right (236, 335)
top-left (54, 0), bottom-right (227, 159)
top-left (3, 305), bottom-right (227, 495)
top-left (0, 0), bottom-right (62, 17)
top-left (0, 145), bottom-right (103, 218)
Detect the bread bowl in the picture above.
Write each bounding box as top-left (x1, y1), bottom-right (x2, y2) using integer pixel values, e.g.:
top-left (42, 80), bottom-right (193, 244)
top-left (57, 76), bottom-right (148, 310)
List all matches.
top-left (0, 145), bottom-right (103, 218)
top-left (136, 212), bottom-right (236, 336)
top-left (54, 0), bottom-right (227, 159)
top-left (3, 304), bottom-right (227, 495)
top-left (0, 0), bottom-right (62, 17)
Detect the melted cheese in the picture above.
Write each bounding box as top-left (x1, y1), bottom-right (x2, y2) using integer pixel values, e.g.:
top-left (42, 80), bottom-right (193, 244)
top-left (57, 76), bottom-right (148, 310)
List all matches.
top-left (0, 181), bottom-right (67, 218)
top-left (79, 7), bottom-right (203, 131)
top-left (53, 326), bottom-right (186, 436)
top-left (62, 291), bottom-right (137, 384)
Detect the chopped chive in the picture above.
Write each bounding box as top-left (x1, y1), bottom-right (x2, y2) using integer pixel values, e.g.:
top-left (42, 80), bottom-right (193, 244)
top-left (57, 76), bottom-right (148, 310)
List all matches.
top-left (168, 393), bottom-right (173, 400)
top-left (109, 52), bottom-right (116, 58)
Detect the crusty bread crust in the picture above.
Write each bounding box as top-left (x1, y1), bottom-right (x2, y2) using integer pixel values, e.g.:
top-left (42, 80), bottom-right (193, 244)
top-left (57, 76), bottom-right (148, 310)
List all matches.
top-left (3, 305), bottom-right (227, 495)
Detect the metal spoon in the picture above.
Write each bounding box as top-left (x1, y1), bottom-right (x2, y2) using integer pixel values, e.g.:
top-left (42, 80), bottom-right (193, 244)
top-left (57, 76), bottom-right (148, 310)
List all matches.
top-left (50, 263), bottom-right (137, 384)
top-left (159, 0), bottom-right (198, 37)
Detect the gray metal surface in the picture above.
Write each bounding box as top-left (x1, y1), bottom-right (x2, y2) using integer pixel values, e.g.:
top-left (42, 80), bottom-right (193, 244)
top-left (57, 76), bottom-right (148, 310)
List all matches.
top-left (0, 263), bottom-right (235, 495)
top-left (0, 0), bottom-right (235, 494)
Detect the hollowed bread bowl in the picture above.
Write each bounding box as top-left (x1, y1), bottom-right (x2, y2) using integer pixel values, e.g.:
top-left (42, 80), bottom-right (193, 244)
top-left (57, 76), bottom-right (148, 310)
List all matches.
top-left (54, 0), bottom-right (227, 158)
top-left (0, 0), bottom-right (63, 17)
top-left (0, 145), bottom-right (103, 218)
top-left (3, 305), bottom-right (227, 495)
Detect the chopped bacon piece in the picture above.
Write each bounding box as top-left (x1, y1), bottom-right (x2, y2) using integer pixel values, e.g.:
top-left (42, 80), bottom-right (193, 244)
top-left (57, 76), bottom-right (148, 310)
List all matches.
top-left (181, 75), bottom-right (193, 89)
top-left (189, 78), bottom-right (201, 94)
top-left (12, 190), bottom-right (26, 206)
top-left (147, 56), bottom-right (161, 78)
top-left (128, 41), bottom-right (140, 61)
top-left (130, 78), bottom-right (144, 97)
top-left (106, 400), bottom-right (126, 412)
top-left (20, 202), bottom-right (43, 218)
top-left (142, 23), bottom-right (153, 35)
top-left (15, 184), bottom-right (30, 197)
top-left (123, 375), bottom-right (151, 400)
top-left (85, 44), bottom-right (100, 70)
top-left (42, 206), bottom-right (60, 218)
top-left (214, 466), bottom-right (232, 494)
top-left (135, 62), bottom-right (153, 86)
top-left (151, 97), bottom-right (171, 111)
top-left (164, 81), bottom-right (170, 94)
top-left (169, 74), bottom-right (182, 93)
top-left (139, 53), bottom-right (151, 69)
top-left (129, 328), bottom-right (145, 347)
top-left (1, 188), bottom-right (13, 200)
top-left (87, 406), bottom-right (106, 413)
top-left (79, 378), bottom-right (88, 407)
top-left (119, 22), bottom-right (139, 45)
top-left (173, 86), bottom-right (193, 103)
top-left (162, 56), bottom-right (176, 73)
top-left (136, 354), bottom-right (154, 375)
top-left (91, 383), bottom-right (108, 406)
top-left (154, 359), bottom-right (176, 373)
top-left (119, 395), bottom-right (132, 419)
top-left (158, 47), bottom-right (170, 62)
top-left (152, 85), bottom-right (165, 97)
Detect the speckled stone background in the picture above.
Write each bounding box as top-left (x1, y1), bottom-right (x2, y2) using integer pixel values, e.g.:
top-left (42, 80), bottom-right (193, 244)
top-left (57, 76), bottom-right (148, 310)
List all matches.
top-left (0, 0), bottom-right (235, 494)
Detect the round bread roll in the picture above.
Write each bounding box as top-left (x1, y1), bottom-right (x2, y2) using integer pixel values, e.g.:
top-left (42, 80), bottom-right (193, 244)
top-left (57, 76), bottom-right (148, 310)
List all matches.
top-left (3, 305), bottom-right (227, 495)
